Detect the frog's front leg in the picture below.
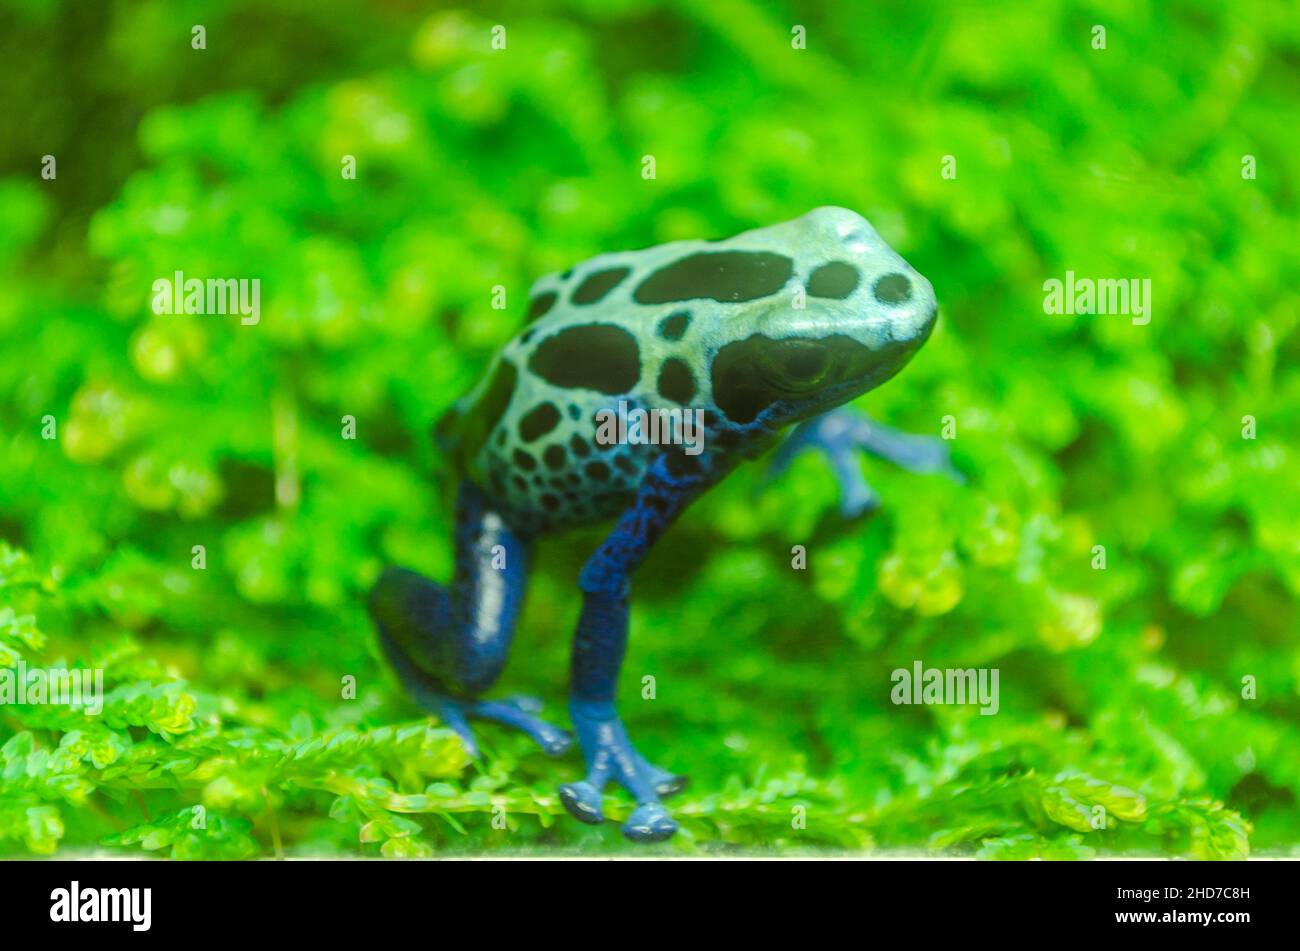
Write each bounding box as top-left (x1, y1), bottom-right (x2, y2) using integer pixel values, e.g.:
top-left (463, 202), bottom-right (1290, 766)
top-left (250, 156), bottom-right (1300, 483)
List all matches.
top-left (768, 407), bottom-right (964, 517)
top-left (367, 480), bottom-right (572, 758)
top-left (558, 456), bottom-right (714, 842)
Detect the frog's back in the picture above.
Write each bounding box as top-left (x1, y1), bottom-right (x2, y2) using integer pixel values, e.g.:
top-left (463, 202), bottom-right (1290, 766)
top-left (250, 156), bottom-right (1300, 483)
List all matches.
top-left (439, 249), bottom-right (685, 534)
top-left (438, 228), bottom-right (766, 533)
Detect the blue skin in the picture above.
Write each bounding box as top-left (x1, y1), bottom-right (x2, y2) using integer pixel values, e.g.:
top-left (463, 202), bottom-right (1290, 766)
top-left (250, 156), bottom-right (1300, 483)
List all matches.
top-left (773, 410), bottom-right (965, 517)
top-left (368, 410), bottom-right (958, 842)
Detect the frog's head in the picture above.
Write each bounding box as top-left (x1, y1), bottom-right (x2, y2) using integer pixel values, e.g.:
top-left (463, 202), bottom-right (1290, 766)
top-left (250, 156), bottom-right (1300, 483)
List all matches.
top-left (701, 206), bottom-right (938, 427)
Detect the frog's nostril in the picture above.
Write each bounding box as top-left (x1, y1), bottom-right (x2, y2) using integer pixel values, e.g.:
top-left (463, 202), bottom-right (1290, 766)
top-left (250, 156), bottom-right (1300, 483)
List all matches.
top-left (873, 272), bottom-right (913, 305)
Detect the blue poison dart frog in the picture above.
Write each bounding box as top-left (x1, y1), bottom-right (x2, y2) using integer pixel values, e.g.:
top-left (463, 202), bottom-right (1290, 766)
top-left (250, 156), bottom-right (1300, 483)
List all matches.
top-left (368, 206), bottom-right (961, 842)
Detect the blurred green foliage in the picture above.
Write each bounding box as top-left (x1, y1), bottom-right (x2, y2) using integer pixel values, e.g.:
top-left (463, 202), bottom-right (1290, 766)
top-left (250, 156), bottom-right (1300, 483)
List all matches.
top-left (1, 0), bottom-right (1297, 857)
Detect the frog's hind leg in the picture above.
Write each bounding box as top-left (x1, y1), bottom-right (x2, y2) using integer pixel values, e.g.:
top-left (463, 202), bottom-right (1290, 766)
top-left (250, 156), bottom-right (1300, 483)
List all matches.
top-left (768, 407), bottom-right (964, 517)
top-left (367, 482), bottom-right (572, 758)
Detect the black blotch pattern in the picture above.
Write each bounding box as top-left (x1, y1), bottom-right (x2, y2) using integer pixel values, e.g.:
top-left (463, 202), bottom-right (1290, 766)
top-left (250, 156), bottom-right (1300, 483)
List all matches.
top-left (511, 474), bottom-right (528, 492)
top-left (600, 488), bottom-right (637, 509)
top-left (518, 402), bottom-right (561, 442)
top-left (490, 471), bottom-right (506, 495)
top-left (807, 261), bottom-right (860, 299)
top-left (873, 272), bottom-right (913, 304)
top-left (528, 324), bottom-right (641, 394)
top-left (568, 404), bottom-right (581, 420)
top-left (633, 251), bottom-right (793, 304)
top-left (657, 358), bottom-right (696, 404)
top-left (586, 461), bottom-right (611, 481)
top-left (543, 445), bottom-right (566, 470)
top-left (658, 311), bottom-right (691, 340)
top-left (665, 452), bottom-right (703, 477)
top-left (614, 454), bottom-right (638, 475)
top-left (526, 291), bottom-right (558, 323)
top-left (457, 359), bottom-right (516, 466)
top-left (570, 435), bottom-right (591, 457)
top-left (572, 266), bottom-right (631, 305)
top-left (512, 449), bottom-right (537, 471)
top-left (541, 493), bottom-right (560, 512)
top-left (710, 338), bottom-right (786, 424)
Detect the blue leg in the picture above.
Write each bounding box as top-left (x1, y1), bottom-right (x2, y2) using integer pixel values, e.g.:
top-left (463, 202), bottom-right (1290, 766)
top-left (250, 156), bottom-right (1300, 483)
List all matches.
top-left (368, 481), bottom-right (572, 758)
top-left (558, 456), bottom-right (714, 842)
top-left (769, 407), bottom-right (964, 517)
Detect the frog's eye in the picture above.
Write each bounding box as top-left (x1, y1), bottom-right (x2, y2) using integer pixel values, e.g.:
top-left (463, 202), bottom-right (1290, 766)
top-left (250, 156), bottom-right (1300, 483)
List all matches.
top-left (759, 338), bottom-right (830, 390)
top-left (713, 333), bottom-right (876, 423)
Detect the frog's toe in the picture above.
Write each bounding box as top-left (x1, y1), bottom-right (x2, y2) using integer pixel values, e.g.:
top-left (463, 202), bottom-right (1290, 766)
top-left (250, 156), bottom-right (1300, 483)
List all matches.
top-left (558, 780), bottom-right (606, 824)
top-left (377, 622), bottom-right (568, 757)
top-left (633, 755), bottom-right (689, 798)
top-left (502, 694), bottom-right (544, 714)
top-left (829, 408), bottom-right (964, 482)
top-left (654, 773), bottom-right (690, 798)
top-left (836, 475), bottom-right (881, 520)
top-left (771, 409), bottom-right (964, 518)
top-left (468, 698), bottom-right (574, 757)
top-left (438, 703), bottom-right (481, 760)
top-left (536, 729), bottom-right (574, 757)
top-left (622, 802), bottom-right (678, 843)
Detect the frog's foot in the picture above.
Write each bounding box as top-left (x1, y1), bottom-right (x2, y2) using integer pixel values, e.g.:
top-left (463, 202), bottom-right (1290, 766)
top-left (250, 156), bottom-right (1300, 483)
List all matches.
top-left (558, 700), bottom-right (687, 842)
top-left (467, 696), bottom-right (573, 757)
top-left (415, 691), bottom-right (573, 760)
top-left (376, 623), bottom-right (572, 758)
top-left (769, 407), bottom-right (964, 518)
